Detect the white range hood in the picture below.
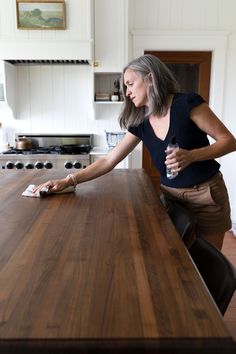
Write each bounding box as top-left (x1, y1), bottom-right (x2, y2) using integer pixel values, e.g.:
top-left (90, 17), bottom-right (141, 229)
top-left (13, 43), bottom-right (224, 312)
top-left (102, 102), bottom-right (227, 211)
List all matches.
top-left (0, 0), bottom-right (94, 61)
top-left (0, 40), bottom-right (94, 61)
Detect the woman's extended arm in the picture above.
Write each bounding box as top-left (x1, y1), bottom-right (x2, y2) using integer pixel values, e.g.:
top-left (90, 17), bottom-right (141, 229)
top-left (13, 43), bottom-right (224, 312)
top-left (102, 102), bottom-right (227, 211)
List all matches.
top-left (34, 132), bottom-right (140, 193)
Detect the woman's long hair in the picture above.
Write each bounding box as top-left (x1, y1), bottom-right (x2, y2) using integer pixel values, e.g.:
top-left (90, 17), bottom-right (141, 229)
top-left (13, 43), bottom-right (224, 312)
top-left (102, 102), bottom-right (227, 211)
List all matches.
top-left (119, 54), bottom-right (179, 129)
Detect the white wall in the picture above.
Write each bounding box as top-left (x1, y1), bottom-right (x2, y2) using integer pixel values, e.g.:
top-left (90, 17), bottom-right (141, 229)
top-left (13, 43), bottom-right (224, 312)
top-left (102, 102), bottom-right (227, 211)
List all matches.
top-left (16, 64), bottom-right (93, 133)
top-left (219, 31), bottom-right (236, 228)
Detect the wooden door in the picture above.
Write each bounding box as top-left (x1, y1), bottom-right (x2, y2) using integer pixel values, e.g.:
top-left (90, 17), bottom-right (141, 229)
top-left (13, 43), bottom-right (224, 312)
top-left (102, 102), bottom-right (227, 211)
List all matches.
top-left (143, 51), bottom-right (212, 194)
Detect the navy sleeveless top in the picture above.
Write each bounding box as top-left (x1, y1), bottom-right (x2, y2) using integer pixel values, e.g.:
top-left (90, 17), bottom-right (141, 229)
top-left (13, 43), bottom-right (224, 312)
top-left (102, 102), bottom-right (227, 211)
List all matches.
top-left (128, 92), bottom-right (220, 188)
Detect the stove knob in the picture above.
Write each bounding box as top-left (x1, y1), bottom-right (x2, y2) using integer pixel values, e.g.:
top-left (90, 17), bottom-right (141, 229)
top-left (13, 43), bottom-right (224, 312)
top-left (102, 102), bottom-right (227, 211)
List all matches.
top-left (25, 162), bottom-right (34, 169)
top-left (73, 161), bottom-right (82, 169)
top-left (44, 161), bottom-right (53, 169)
top-left (34, 161), bottom-right (44, 169)
top-left (64, 161), bottom-right (73, 169)
top-left (15, 161), bottom-right (24, 169)
top-left (6, 161), bottom-right (14, 169)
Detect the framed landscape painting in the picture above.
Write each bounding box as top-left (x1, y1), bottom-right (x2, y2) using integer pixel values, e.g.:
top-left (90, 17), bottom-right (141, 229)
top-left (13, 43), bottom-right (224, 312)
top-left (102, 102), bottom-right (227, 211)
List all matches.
top-left (16, 0), bottom-right (66, 30)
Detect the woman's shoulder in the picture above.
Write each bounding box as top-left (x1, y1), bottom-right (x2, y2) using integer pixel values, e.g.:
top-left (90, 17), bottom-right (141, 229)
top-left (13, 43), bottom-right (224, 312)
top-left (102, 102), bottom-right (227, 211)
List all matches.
top-left (173, 92), bottom-right (206, 109)
top-left (173, 92), bottom-right (205, 103)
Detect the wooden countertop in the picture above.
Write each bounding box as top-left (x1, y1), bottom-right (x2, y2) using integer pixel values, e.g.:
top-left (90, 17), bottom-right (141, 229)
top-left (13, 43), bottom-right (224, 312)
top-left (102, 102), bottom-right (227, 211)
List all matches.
top-left (0, 169), bottom-right (235, 353)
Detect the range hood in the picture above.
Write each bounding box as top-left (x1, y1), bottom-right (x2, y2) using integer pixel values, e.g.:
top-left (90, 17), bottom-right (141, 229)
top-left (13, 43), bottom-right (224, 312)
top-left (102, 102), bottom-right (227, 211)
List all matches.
top-left (0, 40), bottom-right (94, 62)
top-left (0, 0), bottom-right (94, 62)
top-left (5, 60), bottom-right (90, 65)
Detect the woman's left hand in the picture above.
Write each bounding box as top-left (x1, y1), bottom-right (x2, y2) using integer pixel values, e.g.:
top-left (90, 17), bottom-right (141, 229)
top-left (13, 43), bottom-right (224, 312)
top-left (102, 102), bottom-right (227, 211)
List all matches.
top-left (165, 148), bottom-right (193, 172)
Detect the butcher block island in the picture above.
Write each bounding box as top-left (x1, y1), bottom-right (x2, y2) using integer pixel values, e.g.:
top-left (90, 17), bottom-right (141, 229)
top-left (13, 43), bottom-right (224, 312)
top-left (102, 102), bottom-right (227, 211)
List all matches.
top-left (0, 169), bottom-right (235, 354)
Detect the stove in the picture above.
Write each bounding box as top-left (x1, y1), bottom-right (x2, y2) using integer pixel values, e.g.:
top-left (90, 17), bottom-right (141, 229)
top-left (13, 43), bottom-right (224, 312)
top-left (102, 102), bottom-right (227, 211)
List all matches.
top-left (0, 134), bottom-right (93, 170)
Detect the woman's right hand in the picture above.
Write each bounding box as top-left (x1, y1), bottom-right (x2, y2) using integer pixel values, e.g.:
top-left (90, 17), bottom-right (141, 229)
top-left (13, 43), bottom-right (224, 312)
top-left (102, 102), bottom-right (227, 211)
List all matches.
top-left (33, 177), bottom-right (69, 194)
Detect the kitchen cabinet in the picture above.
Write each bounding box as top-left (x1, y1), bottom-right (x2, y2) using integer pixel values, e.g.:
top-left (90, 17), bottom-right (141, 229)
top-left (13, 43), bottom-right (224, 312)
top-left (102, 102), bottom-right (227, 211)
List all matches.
top-left (94, 0), bottom-right (127, 72)
top-left (93, 0), bottom-right (128, 118)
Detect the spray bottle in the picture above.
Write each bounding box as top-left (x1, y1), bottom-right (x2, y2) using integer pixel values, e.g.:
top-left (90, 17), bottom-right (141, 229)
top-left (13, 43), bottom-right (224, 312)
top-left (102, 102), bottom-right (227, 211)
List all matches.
top-left (166, 136), bottom-right (179, 179)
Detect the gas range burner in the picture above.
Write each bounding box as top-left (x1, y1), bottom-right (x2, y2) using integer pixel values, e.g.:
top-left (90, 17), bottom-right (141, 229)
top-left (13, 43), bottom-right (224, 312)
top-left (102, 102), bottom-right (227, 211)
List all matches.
top-left (55, 144), bottom-right (92, 155)
top-left (3, 147), bottom-right (53, 155)
top-left (3, 144), bottom-right (92, 155)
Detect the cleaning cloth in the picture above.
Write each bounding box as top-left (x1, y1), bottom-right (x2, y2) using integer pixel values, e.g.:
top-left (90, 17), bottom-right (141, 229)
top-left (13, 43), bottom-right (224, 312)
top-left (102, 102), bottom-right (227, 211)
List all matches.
top-left (22, 184), bottom-right (75, 198)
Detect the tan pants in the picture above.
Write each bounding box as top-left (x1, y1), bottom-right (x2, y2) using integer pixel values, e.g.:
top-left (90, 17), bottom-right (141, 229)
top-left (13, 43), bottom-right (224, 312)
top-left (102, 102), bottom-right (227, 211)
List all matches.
top-left (161, 172), bottom-right (232, 235)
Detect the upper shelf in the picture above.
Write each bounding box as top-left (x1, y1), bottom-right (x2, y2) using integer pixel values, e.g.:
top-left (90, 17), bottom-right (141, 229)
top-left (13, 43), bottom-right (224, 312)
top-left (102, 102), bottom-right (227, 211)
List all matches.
top-left (94, 72), bottom-right (123, 104)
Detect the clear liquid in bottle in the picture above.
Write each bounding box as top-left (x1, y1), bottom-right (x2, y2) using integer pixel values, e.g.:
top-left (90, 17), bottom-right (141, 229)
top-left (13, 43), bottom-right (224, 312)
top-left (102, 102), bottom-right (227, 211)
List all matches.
top-left (166, 136), bottom-right (179, 179)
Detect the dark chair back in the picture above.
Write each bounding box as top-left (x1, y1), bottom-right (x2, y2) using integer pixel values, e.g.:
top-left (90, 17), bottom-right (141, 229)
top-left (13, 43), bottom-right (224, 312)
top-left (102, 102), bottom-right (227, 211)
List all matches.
top-left (160, 194), bottom-right (197, 247)
top-left (189, 238), bottom-right (236, 315)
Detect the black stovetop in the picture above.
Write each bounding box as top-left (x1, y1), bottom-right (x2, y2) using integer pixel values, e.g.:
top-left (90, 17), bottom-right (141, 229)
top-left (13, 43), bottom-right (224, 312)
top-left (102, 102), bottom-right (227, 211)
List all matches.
top-left (2, 145), bottom-right (91, 155)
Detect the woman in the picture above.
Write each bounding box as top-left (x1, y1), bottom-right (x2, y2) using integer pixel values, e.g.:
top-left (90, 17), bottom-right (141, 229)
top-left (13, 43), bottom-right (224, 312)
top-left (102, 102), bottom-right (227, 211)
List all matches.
top-left (34, 54), bottom-right (236, 250)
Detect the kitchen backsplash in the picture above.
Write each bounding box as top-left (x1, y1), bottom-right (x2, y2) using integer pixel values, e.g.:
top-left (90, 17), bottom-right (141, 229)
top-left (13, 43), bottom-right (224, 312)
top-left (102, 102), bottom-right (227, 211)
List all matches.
top-left (4, 64), bottom-right (122, 147)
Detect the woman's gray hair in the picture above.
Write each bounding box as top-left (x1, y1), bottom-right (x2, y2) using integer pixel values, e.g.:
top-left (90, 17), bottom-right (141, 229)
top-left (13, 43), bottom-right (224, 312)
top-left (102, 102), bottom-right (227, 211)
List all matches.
top-left (119, 54), bottom-right (179, 129)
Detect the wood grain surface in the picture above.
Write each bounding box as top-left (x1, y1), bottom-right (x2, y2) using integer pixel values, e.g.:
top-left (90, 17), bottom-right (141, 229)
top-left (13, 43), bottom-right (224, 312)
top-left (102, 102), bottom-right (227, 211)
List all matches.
top-left (0, 169), bottom-right (235, 353)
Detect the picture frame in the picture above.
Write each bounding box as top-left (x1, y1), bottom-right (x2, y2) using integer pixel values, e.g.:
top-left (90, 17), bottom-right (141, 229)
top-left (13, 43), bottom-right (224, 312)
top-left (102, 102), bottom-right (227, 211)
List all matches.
top-left (16, 0), bottom-right (66, 30)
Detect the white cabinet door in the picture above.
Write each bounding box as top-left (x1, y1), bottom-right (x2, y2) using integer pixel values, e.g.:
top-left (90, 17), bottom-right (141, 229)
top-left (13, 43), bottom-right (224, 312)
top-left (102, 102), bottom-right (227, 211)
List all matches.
top-left (94, 0), bottom-right (127, 72)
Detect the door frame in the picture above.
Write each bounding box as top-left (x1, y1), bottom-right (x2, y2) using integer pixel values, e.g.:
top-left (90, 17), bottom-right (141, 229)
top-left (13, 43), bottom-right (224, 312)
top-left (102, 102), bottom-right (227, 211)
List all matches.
top-left (146, 51), bottom-right (211, 102)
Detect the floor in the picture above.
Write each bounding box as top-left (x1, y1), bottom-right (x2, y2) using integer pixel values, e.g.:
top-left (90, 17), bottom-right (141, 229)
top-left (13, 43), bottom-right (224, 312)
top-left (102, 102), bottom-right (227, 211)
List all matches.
top-left (222, 230), bottom-right (236, 341)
